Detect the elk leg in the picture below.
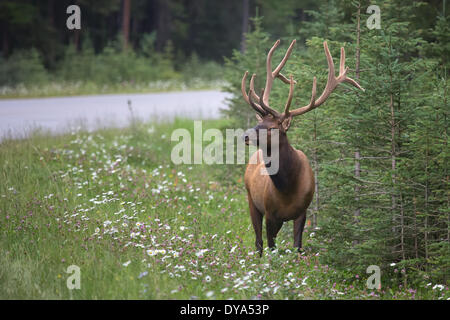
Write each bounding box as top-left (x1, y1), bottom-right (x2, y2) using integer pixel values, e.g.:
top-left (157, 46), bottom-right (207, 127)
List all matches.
top-left (248, 193), bottom-right (263, 256)
top-left (266, 218), bottom-right (283, 250)
top-left (294, 212), bottom-right (307, 252)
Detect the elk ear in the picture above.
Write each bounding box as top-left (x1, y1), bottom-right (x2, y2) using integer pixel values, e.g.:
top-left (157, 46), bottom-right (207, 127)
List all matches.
top-left (255, 113), bottom-right (264, 123)
top-left (281, 116), bottom-right (292, 131)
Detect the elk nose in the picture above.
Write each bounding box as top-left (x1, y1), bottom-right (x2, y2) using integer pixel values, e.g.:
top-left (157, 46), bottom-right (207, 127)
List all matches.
top-left (242, 128), bottom-right (257, 145)
top-left (243, 133), bottom-right (250, 145)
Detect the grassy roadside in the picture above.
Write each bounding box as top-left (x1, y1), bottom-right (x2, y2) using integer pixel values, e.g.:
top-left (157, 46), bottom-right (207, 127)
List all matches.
top-left (0, 79), bottom-right (226, 99)
top-left (0, 119), bottom-right (447, 299)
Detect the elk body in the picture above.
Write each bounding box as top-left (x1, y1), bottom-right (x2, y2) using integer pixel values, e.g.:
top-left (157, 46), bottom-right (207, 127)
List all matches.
top-left (242, 39), bottom-right (364, 255)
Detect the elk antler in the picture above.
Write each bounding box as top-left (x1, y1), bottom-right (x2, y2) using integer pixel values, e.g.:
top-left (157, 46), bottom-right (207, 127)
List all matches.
top-left (287, 41), bottom-right (365, 117)
top-left (242, 72), bottom-right (265, 115)
top-left (241, 39), bottom-right (297, 117)
top-left (242, 40), bottom-right (364, 120)
top-left (262, 39), bottom-right (297, 107)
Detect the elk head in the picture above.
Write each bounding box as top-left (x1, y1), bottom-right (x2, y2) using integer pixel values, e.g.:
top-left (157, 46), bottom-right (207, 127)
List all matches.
top-left (242, 39), bottom-right (365, 149)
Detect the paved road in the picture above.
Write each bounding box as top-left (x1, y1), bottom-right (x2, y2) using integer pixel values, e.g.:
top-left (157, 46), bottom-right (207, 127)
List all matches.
top-left (0, 90), bottom-right (231, 141)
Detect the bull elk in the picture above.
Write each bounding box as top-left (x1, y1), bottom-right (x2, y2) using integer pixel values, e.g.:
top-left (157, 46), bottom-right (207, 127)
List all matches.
top-left (242, 39), bottom-right (364, 255)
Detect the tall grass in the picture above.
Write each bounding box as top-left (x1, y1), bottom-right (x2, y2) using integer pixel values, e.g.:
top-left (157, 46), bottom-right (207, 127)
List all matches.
top-left (0, 120), bottom-right (447, 299)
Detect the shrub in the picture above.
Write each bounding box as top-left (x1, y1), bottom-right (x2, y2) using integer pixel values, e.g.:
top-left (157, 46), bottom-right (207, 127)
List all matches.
top-left (0, 48), bottom-right (48, 86)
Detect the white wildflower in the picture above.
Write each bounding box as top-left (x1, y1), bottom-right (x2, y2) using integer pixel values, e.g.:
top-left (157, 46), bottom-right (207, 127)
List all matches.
top-left (196, 249), bottom-right (209, 257)
top-left (433, 284), bottom-right (444, 291)
top-left (301, 277), bottom-right (308, 286)
top-left (122, 260), bottom-right (131, 267)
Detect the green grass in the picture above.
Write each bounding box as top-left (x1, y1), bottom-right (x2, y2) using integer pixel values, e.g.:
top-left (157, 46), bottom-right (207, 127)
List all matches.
top-left (0, 119), bottom-right (448, 299)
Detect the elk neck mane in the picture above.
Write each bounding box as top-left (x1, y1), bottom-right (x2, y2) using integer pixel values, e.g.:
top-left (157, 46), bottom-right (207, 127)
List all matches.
top-left (264, 134), bottom-right (300, 193)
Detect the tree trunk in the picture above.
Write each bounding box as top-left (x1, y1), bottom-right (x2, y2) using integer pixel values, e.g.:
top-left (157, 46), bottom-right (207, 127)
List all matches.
top-left (122, 0), bottom-right (131, 50)
top-left (355, 2), bottom-right (361, 221)
top-left (72, 0), bottom-right (80, 51)
top-left (74, 29), bottom-right (80, 51)
top-left (443, 62), bottom-right (449, 244)
top-left (390, 91), bottom-right (396, 218)
top-left (424, 138), bottom-right (429, 260)
top-left (47, 0), bottom-right (56, 66)
top-left (240, 0), bottom-right (249, 53)
top-left (388, 36), bottom-right (398, 242)
top-left (412, 195), bottom-right (419, 259)
top-left (156, 0), bottom-right (171, 52)
top-left (354, 2), bottom-right (361, 226)
top-left (313, 115), bottom-right (319, 229)
top-left (399, 192), bottom-right (407, 287)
